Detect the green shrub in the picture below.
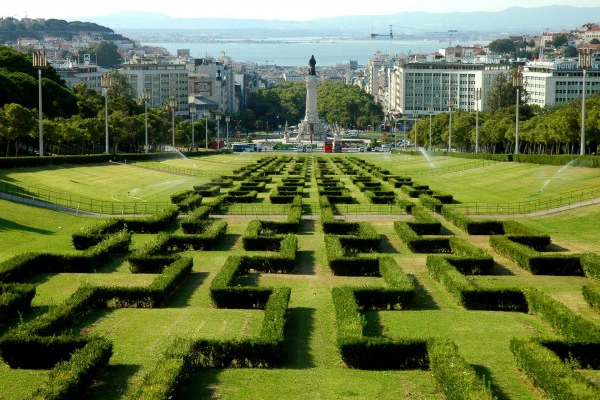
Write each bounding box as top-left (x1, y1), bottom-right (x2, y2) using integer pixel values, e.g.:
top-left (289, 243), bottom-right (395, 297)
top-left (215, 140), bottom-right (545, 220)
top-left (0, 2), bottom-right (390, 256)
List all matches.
top-left (582, 283), bottom-right (600, 311)
top-left (0, 283), bottom-right (36, 321)
top-left (429, 339), bottom-right (496, 400)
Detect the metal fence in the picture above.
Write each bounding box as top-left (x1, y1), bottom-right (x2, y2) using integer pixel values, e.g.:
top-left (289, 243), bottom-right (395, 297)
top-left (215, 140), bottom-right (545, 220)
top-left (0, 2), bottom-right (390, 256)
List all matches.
top-left (0, 182), bottom-right (173, 216)
top-left (397, 160), bottom-right (497, 177)
top-left (449, 186), bottom-right (600, 216)
top-left (131, 161), bottom-right (222, 177)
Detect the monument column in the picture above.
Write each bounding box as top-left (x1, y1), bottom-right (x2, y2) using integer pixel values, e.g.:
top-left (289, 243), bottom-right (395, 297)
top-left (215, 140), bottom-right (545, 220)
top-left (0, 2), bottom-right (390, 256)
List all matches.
top-left (305, 75), bottom-right (319, 122)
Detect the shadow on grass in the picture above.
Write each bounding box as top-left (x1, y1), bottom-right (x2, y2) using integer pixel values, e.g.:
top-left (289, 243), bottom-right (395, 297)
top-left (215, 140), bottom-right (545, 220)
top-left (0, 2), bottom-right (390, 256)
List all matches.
top-left (378, 234), bottom-right (399, 253)
top-left (96, 255), bottom-right (128, 273)
top-left (176, 368), bottom-right (220, 399)
top-left (167, 272), bottom-right (209, 307)
top-left (0, 218), bottom-right (53, 234)
top-left (492, 261), bottom-right (516, 276)
top-left (0, 305), bottom-right (51, 336)
top-left (362, 310), bottom-right (386, 338)
top-left (438, 225), bottom-right (456, 236)
top-left (294, 250), bottom-right (315, 275)
top-left (91, 363), bottom-right (141, 400)
top-left (218, 233), bottom-right (241, 250)
top-left (544, 243), bottom-right (570, 253)
top-left (408, 275), bottom-right (441, 310)
top-left (299, 219), bottom-right (316, 235)
top-left (284, 307), bottom-right (316, 368)
top-left (472, 364), bottom-right (510, 400)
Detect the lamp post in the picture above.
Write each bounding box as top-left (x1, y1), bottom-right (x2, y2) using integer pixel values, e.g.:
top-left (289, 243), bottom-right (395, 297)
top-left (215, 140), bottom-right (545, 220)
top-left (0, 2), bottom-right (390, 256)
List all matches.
top-left (214, 111), bottom-right (222, 150)
top-left (204, 110), bottom-right (211, 150)
top-left (140, 89), bottom-right (151, 153)
top-left (412, 110), bottom-right (419, 150)
top-left (167, 96), bottom-right (177, 152)
top-left (474, 88), bottom-right (482, 153)
top-left (189, 103), bottom-right (197, 151)
top-left (427, 105), bottom-right (434, 150)
top-left (513, 69), bottom-right (523, 154)
top-left (226, 116), bottom-right (230, 148)
top-left (447, 97), bottom-right (456, 152)
top-left (579, 48), bottom-right (593, 155)
top-left (101, 73), bottom-right (112, 154)
top-left (33, 49), bottom-right (48, 156)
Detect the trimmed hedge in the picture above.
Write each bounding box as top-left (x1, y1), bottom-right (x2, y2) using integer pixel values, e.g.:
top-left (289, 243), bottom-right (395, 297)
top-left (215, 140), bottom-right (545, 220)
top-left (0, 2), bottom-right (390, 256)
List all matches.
top-left (490, 235), bottom-right (584, 276)
top-left (511, 337), bottom-right (599, 399)
top-left (442, 207), bottom-right (505, 235)
top-left (429, 339), bottom-right (496, 400)
top-left (582, 282), bottom-right (600, 312)
top-left (394, 221), bottom-right (450, 253)
top-left (30, 337), bottom-right (113, 400)
top-left (0, 231), bottom-right (131, 282)
top-left (524, 287), bottom-right (600, 343)
top-left (72, 208), bottom-right (178, 250)
top-left (0, 283), bottom-right (36, 321)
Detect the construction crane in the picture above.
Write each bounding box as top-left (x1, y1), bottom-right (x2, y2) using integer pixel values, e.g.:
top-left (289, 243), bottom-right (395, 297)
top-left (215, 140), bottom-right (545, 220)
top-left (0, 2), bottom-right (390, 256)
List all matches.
top-left (371, 25), bottom-right (394, 39)
top-left (439, 30), bottom-right (459, 47)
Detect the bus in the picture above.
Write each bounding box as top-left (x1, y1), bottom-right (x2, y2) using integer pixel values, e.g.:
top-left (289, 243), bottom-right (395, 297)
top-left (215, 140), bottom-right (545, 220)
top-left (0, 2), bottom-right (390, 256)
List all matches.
top-left (333, 139), bottom-right (367, 152)
top-left (232, 142), bottom-right (262, 152)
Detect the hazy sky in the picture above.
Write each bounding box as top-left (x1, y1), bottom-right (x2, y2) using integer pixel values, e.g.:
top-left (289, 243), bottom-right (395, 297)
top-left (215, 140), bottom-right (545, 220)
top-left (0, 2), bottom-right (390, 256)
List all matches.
top-left (3, 1), bottom-right (598, 21)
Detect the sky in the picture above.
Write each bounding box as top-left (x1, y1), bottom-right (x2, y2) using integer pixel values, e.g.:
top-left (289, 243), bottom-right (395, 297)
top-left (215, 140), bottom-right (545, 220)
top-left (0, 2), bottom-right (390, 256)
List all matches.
top-left (2, 1), bottom-right (599, 21)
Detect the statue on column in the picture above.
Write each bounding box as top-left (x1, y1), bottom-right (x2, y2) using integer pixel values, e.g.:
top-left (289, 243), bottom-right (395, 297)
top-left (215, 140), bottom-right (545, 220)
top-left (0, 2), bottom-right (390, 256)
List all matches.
top-left (308, 55), bottom-right (316, 76)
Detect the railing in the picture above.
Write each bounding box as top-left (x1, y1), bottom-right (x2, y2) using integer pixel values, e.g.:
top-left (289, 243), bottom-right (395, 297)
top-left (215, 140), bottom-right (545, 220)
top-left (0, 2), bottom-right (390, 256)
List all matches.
top-left (397, 160), bottom-right (497, 177)
top-left (131, 161), bottom-right (223, 177)
top-left (333, 203), bottom-right (405, 216)
top-left (449, 186), bottom-right (600, 216)
top-left (0, 182), bottom-right (173, 216)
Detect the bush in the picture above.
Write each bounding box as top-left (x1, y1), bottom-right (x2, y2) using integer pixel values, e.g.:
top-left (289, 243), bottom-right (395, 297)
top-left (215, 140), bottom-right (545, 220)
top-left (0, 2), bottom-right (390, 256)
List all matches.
top-left (0, 283), bottom-right (36, 321)
top-left (429, 339), bottom-right (496, 400)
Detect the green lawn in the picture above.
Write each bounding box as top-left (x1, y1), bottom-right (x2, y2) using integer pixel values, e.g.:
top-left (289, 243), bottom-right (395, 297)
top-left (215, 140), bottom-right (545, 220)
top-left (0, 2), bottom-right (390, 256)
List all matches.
top-left (1, 153), bottom-right (599, 399)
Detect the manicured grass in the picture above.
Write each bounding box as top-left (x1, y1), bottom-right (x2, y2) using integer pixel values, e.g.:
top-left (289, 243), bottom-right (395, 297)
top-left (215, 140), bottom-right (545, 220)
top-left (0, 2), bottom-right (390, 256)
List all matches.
top-left (1, 153), bottom-right (600, 399)
top-left (0, 164), bottom-right (206, 203)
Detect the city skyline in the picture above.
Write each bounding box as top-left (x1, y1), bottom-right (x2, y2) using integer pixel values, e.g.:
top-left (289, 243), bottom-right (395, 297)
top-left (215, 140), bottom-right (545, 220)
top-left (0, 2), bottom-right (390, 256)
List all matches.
top-left (3, 1), bottom-right (600, 22)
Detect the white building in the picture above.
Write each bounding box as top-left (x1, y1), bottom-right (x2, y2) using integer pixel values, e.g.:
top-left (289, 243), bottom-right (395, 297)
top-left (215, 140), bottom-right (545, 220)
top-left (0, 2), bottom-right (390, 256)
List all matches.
top-left (283, 70), bottom-right (303, 82)
top-left (391, 61), bottom-right (512, 116)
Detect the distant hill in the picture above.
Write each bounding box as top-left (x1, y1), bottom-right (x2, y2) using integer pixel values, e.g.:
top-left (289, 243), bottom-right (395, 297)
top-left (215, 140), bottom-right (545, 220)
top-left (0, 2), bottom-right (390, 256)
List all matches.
top-left (0, 18), bottom-right (118, 43)
top-left (83, 6), bottom-right (600, 38)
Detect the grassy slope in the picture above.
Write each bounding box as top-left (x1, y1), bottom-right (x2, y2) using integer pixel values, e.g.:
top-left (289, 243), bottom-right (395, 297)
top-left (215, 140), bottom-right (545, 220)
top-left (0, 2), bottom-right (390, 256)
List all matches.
top-left (1, 154), bottom-right (599, 399)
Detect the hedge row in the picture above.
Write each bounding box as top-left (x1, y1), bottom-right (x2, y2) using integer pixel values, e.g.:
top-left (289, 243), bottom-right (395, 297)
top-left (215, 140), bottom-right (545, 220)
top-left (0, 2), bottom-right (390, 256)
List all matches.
top-left (418, 194), bottom-right (444, 213)
top-left (401, 182), bottom-right (433, 198)
top-left (193, 184), bottom-right (221, 197)
top-left (387, 176), bottom-right (412, 188)
top-left (170, 190), bottom-right (203, 212)
top-left (364, 190), bottom-right (396, 204)
top-left (489, 235), bottom-right (584, 276)
top-left (427, 254), bottom-right (527, 311)
top-left (210, 236), bottom-right (297, 308)
top-left (129, 222), bottom-right (226, 272)
top-left (72, 208), bottom-right (178, 250)
top-left (12, 257), bottom-right (193, 337)
top-left (510, 337), bottom-right (599, 399)
top-left (524, 287), bottom-right (600, 343)
top-left (0, 283), bottom-right (36, 321)
top-left (582, 282), bottom-right (600, 312)
top-left (0, 231), bottom-right (131, 282)
top-left (331, 286), bottom-right (428, 370)
top-left (394, 221), bottom-right (450, 253)
top-left (226, 190), bottom-right (257, 203)
top-left (126, 287), bottom-right (291, 399)
top-left (429, 339), bottom-right (496, 400)
top-left (442, 207), bottom-right (504, 235)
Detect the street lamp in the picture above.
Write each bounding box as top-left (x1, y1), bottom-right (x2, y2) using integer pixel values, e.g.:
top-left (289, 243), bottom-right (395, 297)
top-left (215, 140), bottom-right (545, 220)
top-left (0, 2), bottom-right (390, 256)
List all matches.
top-left (226, 116), bottom-right (230, 148)
top-left (204, 110), bottom-right (211, 150)
top-left (140, 88), bottom-right (151, 153)
top-left (412, 110), bottom-right (419, 150)
top-left (101, 73), bottom-right (112, 154)
top-left (189, 103), bottom-right (197, 151)
top-left (579, 48), bottom-right (593, 155)
top-left (447, 97), bottom-right (456, 152)
top-left (427, 105), bottom-right (434, 150)
top-left (214, 111), bottom-right (222, 150)
top-left (167, 96), bottom-right (177, 152)
top-left (474, 88), bottom-right (482, 153)
top-left (513, 69), bottom-right (523, 154)
top-left (32, 49), bottom-right (48, 156)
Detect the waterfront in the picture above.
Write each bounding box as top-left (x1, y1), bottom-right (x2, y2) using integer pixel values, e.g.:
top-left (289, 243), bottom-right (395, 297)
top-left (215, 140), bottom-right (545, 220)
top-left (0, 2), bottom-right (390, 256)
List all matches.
top-left (144, 38), bottom-right (490, 66)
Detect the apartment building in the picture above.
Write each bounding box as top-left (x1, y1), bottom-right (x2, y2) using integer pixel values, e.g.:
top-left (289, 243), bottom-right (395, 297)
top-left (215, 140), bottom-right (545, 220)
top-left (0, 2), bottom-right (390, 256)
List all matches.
top-left (523, 56), bottom-right (600, 107)
top-left (390, 61), bottom-right (511, 116)
top-left (121, 58), bottom-right (189, 115)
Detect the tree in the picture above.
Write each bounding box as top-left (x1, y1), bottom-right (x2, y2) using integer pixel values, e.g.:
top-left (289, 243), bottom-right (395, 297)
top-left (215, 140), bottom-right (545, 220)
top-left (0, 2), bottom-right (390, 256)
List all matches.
top-left (2, 103), bottom-right (35, 156)
top-left (90, 41), bottom-right (123, 69)
top-left (487, 38), bottom-right (516, 55)
top-left (552, 34), bottom-right (568, 48)
top-left (563, 46), bottom-right (578, 57)
top-left (590, 39), bottom-right (600, 45)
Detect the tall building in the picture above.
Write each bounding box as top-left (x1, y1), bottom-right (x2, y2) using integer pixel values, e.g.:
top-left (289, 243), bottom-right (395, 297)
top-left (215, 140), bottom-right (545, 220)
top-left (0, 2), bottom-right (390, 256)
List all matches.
top-left (188, 57), bottom-right (236, 115)
top-left (522, 49), bottom-right (600, 107)
top-left (121, 56), bottom-right (189, 115)
top-left (391, 61), bottom-right (511, 116)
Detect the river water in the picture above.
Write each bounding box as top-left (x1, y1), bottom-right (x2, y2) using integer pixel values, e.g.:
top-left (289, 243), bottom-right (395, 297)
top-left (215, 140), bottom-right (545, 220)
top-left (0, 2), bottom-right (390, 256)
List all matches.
top-left (145, 38), bottom-right (489, 66)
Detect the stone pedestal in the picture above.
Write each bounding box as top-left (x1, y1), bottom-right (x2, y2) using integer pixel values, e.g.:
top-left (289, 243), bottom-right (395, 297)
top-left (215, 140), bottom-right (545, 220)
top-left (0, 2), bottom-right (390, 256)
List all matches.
top-left (297, 75), bottom-right (326, 142)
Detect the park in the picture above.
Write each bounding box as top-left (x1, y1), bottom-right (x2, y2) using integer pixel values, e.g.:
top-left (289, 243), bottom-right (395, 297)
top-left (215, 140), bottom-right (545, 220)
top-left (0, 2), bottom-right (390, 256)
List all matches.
top-left (0, 150), bottom-right (600, 399)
